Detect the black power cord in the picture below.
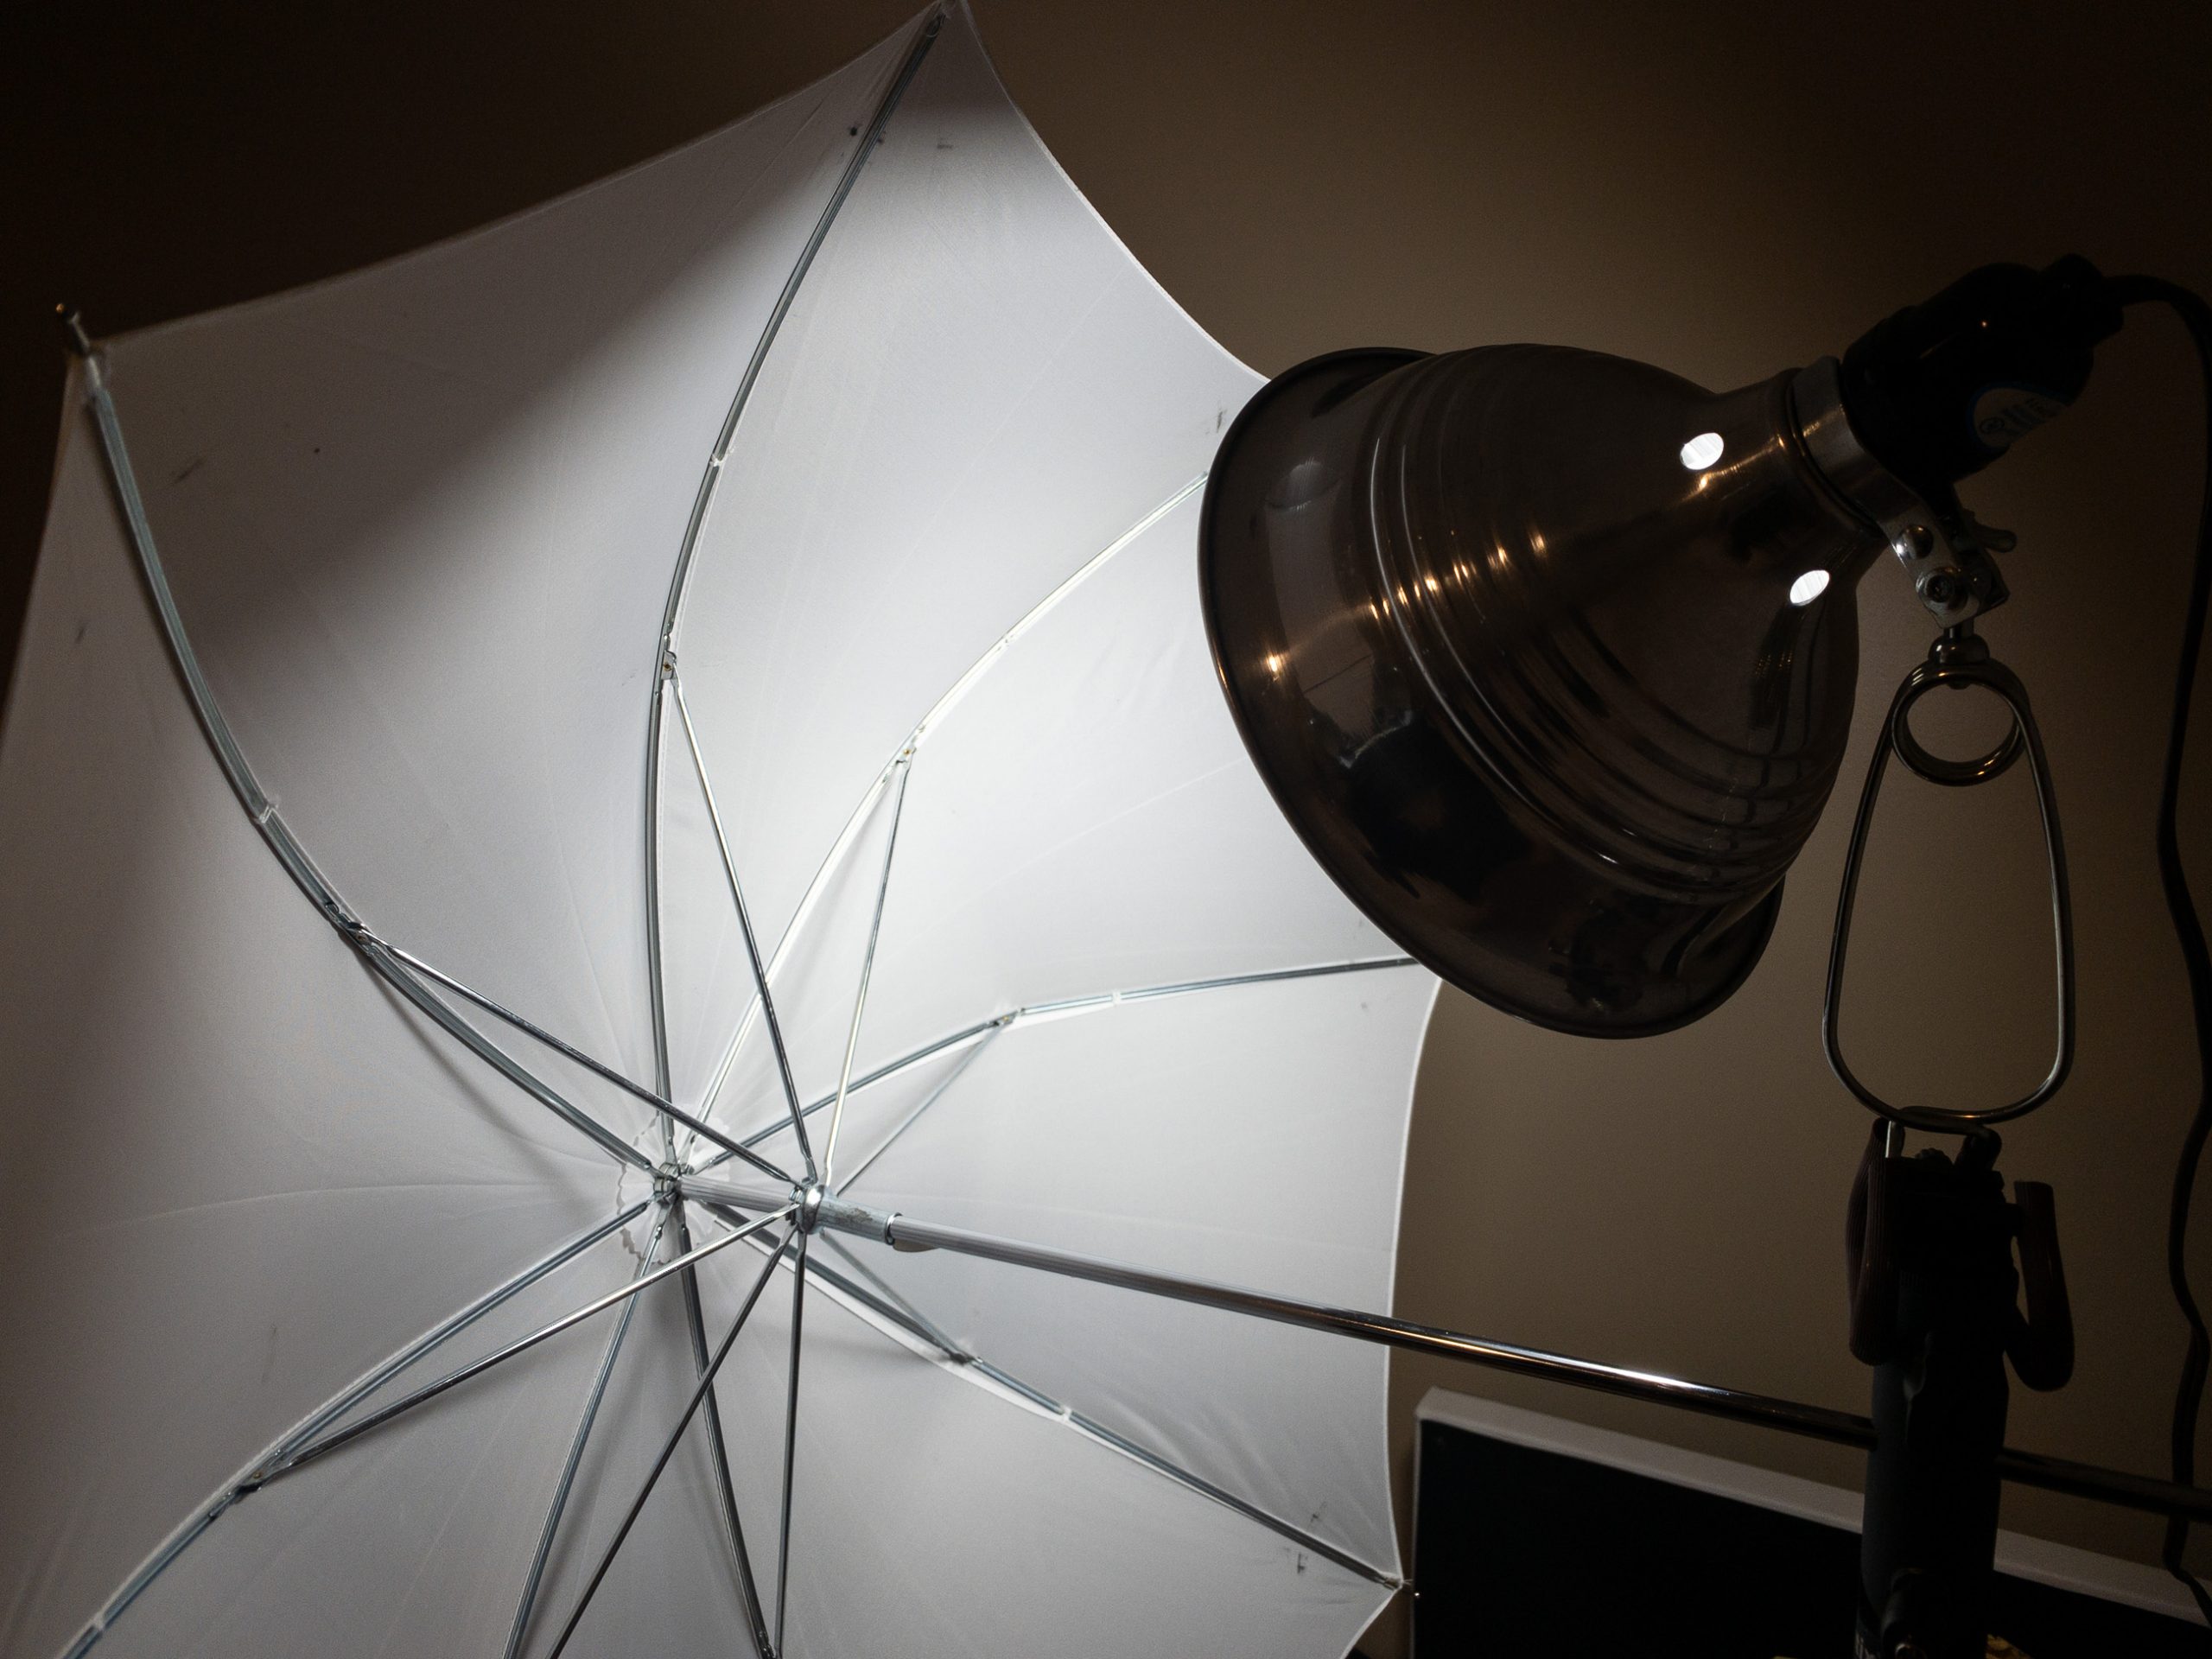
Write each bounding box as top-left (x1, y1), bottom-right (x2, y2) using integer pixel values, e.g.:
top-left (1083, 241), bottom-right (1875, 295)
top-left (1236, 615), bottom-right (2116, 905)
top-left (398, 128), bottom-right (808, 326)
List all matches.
top-left (2106, 274), bottom-right (2212, 1625)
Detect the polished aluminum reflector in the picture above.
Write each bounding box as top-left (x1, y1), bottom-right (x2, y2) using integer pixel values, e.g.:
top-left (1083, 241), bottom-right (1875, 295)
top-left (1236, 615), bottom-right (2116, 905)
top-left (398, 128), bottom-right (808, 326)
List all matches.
top-left (1200, 344), bottom-right (1891, 1035)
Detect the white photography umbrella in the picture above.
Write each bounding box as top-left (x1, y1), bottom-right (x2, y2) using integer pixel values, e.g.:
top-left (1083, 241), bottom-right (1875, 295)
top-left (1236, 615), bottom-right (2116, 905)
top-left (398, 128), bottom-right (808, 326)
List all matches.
top-left (1, 8), bottom-right (1439, 1656)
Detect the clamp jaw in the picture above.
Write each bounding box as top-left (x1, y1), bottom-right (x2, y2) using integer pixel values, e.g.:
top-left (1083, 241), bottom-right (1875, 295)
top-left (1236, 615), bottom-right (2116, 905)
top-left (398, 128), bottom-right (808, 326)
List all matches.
top-left (1793, 256), bottom-right (2122, 630)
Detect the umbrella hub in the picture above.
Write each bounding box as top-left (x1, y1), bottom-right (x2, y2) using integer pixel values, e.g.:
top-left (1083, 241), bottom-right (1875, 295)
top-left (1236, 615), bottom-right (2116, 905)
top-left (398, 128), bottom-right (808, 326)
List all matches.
top-left (796, 1182), bottom-right (829, 1234)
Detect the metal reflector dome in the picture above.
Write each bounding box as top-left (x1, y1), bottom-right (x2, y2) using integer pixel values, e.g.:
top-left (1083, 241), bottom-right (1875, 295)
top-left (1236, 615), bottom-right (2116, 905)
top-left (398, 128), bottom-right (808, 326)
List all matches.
top-left (1199, 344), bottom-right (1888, 1036)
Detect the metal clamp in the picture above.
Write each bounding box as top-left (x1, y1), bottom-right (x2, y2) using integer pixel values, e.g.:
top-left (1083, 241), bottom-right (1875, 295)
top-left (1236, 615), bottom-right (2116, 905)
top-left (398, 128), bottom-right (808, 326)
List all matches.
top-left (1889, 631), bottom-right (2029, 787)
top-left (1793, 358), bottom-right (2015, 628)
top-left (1822, 629), bottom-right (2075, 1129)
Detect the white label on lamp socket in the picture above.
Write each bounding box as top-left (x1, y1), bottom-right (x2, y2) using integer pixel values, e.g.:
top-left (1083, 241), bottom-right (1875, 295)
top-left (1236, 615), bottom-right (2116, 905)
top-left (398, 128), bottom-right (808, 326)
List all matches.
top-left (1972, 385), bottom-right (2067, 452)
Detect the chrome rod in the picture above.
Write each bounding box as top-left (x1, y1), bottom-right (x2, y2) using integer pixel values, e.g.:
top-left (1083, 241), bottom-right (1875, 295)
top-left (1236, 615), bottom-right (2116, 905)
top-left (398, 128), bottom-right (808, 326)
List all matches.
top-left (831, 1020), bottom-right (1001, 1194)
top-left (871, 1209), bottom-right (1871, 1444)
top-left (546, 1226), bottom-right (795, 1659)
top-left (671, 676), bottom-right (817, 1179)
top-left (687, 1175), bottom-right (812, 1212)
top-left (823, 758), bottom-right (911, 1188)
top-left (365, 928), bottom-right (792, 1186)
top-left (673, 1199), bottom-right (774, 1657)
top-left (825, 1204), bottom-right (2212, 1525)
top-left (259, 1205), bottom-right (794, 1483)
top-left (1989, 1446), bottom-right (2212, 1522)
top-left (642, 7), bottom-right (944, 1167)
top-left (773, 1231), bottom-right (809, 1657)
top-left (505, 1207), bottom-right (670, 1659)
top-left (700, 1200), bottom-right (1389, 1588)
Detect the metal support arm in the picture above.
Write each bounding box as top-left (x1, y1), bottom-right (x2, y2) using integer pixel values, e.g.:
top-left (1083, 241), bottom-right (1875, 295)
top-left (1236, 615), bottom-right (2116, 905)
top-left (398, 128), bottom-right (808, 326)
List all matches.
top-left (680, 1174), bottom-right (2212, 1526)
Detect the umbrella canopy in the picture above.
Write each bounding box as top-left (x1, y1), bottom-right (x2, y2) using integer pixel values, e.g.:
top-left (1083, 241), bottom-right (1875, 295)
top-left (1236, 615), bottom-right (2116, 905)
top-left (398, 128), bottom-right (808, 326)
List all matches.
top-left (0, 7), bottom-right (1433, 1656)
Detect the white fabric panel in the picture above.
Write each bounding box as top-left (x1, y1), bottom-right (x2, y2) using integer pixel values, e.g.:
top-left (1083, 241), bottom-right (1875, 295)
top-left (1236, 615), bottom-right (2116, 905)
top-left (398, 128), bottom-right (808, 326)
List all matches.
top-left (99, 22), bottom-right (918, 1094)
top-left (659, 5), bottom-right (1260, 1109)
top-left (91, 1225), bottom-right (649, 1659)
top-left (745, 489), bottom-right (1402, 1138)
top-left (0, 409), bottom-right (626, 1659)
top-left (842, 967), bottom-right (1433, 1573)
top-left (694, 1247), bottom-right (1393, 1659)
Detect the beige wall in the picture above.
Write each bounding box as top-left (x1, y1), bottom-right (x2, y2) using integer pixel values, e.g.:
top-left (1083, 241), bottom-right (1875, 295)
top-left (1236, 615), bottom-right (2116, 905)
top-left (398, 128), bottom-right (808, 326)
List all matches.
top-left (6, 1), bottom-right (2209, 1651)
top-left (967, 3), bottom-right (2212, 1649)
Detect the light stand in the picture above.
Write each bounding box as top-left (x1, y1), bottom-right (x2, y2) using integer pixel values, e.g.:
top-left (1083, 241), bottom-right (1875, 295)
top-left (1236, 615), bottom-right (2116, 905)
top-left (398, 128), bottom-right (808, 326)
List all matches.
top-left (1847, 1122), bottom-right (2065, 1657)
top-left (1827, 613), bottom-right (2080, 1657)
top-left (1194, 257), bottom-right (2212, 1656)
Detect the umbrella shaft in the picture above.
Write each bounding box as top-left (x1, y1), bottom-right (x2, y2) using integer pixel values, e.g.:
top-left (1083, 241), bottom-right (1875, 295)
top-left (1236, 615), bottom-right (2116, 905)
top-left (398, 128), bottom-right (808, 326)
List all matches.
top-left (682, 1173), bottom-right (2212, 1524)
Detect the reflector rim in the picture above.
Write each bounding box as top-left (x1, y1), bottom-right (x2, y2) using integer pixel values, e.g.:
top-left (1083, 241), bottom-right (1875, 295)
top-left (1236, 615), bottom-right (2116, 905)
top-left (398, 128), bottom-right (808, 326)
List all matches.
top-left (1197, 349), bottom-right (1782, 1039)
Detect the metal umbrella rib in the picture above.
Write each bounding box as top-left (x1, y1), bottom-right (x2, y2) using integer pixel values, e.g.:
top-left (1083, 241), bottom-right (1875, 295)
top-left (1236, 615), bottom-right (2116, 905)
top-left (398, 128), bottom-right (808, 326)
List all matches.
top-left (77, 366), bottom-right (655, 1179)
top-left (52, 1201), bottom-right (651, 1659)
top-left (251, 1205), bottom-right (796, 1484)
top-left (819, 1027), bottom-right (1002, 1205)
top-left (506, 1207), bottom-right (676, 1659)
top-left (643, 8), bottom-right (947, 1118)
top-left (671, 1198), bottom-right (777, 1658)
top-left (711, 1016), bottom-right (1008, 1168)
top-left (704, 956), bottom-right (1415, 1176)
top-left (669, 672), bottom-right (820, 1179)
top-left (677, 469), bottom-right (1208, 1162)
top-left (772, 1231), bottom-right (810, 1657)
top-left (544, 1225), bottom-right (799, 1659)
top-left (681, 760), bottom-right (901, 1163)
top-left (820, 755), bottom-right (910, 1188)
top-left (364, 927), bottom-right (795, 1186)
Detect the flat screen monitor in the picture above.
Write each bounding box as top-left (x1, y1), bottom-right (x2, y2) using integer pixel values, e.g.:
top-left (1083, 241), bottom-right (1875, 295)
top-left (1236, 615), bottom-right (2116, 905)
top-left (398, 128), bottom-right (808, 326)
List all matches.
top-left (1413, 1389), bottom-right (2204, 1658)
